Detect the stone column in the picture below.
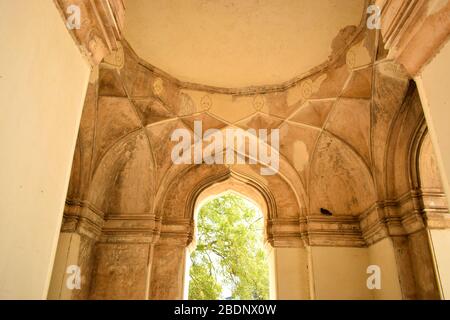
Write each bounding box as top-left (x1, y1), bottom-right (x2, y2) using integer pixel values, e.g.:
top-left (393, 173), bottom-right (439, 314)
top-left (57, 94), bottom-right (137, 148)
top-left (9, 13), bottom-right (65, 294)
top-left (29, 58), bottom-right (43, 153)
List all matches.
top-left (148, 219), bottom-right (191, 300)
top-left (88, 214), bottom-right (159, 300)
top-left (89, 241), bottom-right (153, 299)
top-left (394, 193), bottom-right (443, 299)
top-left (376, 5), bottom-right (450, 298)
top-left (47, 202), bottom-right (102, 300)
top-left (149, 241), bottom-right (188, 300)
top-left (267, 246), bottom-right (310, 300)
top-left (268, 218), bottom-right (310, 299)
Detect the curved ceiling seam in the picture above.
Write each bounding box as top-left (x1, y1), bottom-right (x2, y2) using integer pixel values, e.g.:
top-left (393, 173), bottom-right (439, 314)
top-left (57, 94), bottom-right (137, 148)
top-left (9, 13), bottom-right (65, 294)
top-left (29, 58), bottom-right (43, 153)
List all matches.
top-left (119, 68), bottom-right (159, 183)
top-left (306, 68), bottom-right (354, 197)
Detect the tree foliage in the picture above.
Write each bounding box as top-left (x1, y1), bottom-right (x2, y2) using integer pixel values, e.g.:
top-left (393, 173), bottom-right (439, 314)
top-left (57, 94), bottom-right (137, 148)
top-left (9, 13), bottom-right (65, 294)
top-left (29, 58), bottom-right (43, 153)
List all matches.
top-left (188, 193), bottom-right (269, 300)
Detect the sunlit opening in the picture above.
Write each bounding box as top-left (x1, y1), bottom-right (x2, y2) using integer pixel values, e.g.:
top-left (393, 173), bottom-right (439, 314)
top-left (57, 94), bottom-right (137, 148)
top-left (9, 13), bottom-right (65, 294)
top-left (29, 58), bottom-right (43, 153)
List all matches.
top-left (187, 192), bottom-right (269, 300)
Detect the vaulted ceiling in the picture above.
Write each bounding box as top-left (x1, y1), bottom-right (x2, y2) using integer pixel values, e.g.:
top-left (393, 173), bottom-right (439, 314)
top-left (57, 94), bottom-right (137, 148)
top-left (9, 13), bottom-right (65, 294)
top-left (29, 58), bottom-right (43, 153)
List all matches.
top-left (123, 0), bottom-right (366, 88)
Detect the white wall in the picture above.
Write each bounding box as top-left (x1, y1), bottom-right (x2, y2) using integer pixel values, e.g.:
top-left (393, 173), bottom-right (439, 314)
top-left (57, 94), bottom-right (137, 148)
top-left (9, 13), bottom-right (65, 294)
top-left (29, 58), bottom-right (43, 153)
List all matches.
top-left (0, 0), bottom-right (90, 299)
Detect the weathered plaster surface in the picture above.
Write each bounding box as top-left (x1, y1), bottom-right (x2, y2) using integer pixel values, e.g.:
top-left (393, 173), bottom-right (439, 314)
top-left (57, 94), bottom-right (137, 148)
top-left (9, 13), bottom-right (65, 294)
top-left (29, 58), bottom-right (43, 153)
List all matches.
top-left (47, 1), bottom-right (450, 300)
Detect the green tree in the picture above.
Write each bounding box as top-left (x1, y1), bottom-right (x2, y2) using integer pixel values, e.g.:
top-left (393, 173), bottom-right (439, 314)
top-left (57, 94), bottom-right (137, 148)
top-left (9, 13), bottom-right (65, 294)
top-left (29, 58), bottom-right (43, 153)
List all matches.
top-left (188, 193), bottom-right (269, 300)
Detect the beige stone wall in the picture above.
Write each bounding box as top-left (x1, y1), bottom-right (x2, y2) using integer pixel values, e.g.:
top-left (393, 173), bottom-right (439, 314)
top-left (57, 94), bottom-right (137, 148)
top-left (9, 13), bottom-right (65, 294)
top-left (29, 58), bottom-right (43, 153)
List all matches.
top-left (42, 1), bottom-right (450, 300)
top-left (407, 230), bottom-right (441, 299)
top-left (48, 233), bottom-right (81, 300)
top-left (368, 238), bottom-right (402, 300)
top-left (416, 40), bottom-right (450, 206)
top-left (430, 229), bottom-right (450, 299)
top-left (48, 232), bottom-right (96, 300)
top-left (269, 247), bottom-right (310, 300)
top-left (0, 1), bottom-right (90, 299)
top-left (150, 245), bottom-right (186, 300)
top-left (310, 247), bottom-right (373, 300)
top-left (90, 243), bottom-right (151, 300)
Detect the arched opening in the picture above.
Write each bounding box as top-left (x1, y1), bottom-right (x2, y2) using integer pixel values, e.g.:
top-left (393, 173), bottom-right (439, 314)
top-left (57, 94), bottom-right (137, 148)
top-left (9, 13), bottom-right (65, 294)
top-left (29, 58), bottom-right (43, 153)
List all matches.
top-left (182, 175), bottom-right (275, 300)
top-left (186, 191), bottom-right (269, 300)
top-left (149, 167), bottom-right (307, 300)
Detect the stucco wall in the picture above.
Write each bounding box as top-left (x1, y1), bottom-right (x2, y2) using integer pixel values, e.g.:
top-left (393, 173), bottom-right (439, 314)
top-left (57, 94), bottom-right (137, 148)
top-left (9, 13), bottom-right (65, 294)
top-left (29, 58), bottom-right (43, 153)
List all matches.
top-left (47, 233), bottom-right (81, 300)
top-left (430, 229), bottom-right (450, 299)
top-left (0, 0), bottom-right (90, 299)
top-left (310, 247), bottom-right (373, 300)
top-left (368, 238), bottom-right (402, 299)
top-left (270, 247), bottom-right (310, 300)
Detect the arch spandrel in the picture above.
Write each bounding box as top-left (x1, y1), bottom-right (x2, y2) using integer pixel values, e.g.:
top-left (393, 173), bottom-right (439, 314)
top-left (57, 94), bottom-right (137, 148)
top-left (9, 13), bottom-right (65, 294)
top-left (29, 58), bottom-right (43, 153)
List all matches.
top-left (156, 162), bottom-right (305, 248)
top-left (88, 130), bottom-right (155, 215)
top-left (309, 131), bottom-right (376, 216)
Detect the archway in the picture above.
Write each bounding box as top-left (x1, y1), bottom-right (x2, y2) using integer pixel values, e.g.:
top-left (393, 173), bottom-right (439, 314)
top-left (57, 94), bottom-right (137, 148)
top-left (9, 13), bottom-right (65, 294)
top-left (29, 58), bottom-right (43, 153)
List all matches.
top-left (147, 164), bottom-right (309, 300)
top-left (185, 190), bottom-right (269, 300)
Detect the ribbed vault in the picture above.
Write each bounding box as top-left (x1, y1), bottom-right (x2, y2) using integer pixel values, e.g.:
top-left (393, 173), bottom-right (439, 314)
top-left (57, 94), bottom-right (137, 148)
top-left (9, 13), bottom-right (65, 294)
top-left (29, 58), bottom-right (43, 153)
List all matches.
top-left (55, 9), bottom-right (449, 300)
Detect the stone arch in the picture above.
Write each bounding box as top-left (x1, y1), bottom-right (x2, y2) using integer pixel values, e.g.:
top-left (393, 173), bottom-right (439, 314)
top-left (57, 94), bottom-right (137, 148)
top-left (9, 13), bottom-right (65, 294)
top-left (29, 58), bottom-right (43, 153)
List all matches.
top-left (410, 125), bottom-right (446, 194)
top-left (409, 120), bottom-right (430, 191)
top-left (187, 170), bottom-right (275, 222)
top-left (183, 173), bottom-right (273, 299)
top-left (149, 160), bottom-right (308, 300)
top-left (384, 84), bottom-right (425, 199)
top-left (380, 84), bottom-right (445, 299)
top-left (418, 133), bottom-right (446, 192)
top-left (193, 178), bottom-right (269, 224)
top-left (383, 82), bottom-right (446, 206)
top-left (153, 129), bottom-right (309, 220)
top-left (156, 162), bottom-right (303, 245)
top-left (408, 121), bottom-right (448, 220)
